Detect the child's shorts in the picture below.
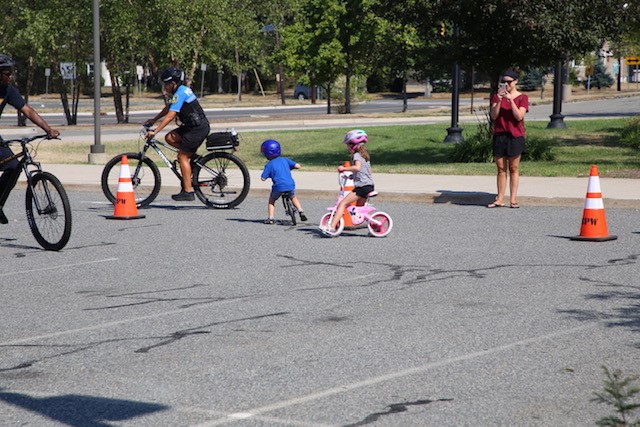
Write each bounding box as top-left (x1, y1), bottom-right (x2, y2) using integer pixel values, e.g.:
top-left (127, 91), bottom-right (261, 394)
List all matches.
top-left (354, 185), bottom-right (375, 198)
top-left (269, 188), bottom-right (296, 201)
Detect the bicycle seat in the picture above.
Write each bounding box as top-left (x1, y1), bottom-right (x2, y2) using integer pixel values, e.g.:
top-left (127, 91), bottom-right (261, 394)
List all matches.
top-left (367, 191), bottom-right (378, 198)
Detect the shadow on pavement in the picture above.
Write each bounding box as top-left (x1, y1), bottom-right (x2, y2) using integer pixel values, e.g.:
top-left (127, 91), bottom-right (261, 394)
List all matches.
top-left (0, 389), bottom-right (168, 427)
top-left (433, 190), bottom-right (495, 206)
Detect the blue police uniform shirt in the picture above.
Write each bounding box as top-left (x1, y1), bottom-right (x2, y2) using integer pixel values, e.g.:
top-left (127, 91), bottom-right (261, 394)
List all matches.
top-left (169, 85), bottom-right (197, 113)
top-left (261, 157), bottom-right (297, 192)
top-left (168, 84), bottom-right (207, 129)
top-left (0, 84), bottom-right (27, 113)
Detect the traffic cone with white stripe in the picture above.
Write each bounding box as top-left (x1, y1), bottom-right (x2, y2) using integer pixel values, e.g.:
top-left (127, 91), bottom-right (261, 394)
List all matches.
top-left (339, 161), bottom-right (356, 228)
top-left (106, 155), bottom-right (146, 220)
top-left (570, 165), bottom-right (616, 241)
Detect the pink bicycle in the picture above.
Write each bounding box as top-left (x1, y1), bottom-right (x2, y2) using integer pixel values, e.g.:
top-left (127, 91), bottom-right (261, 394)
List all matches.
top-left (319, 191), bottom-right (393, 237)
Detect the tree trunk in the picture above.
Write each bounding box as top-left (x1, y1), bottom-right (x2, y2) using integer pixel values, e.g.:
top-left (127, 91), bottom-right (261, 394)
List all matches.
top-left (326, 82), bottom-right (332, 114)
top-left (59, 87), bottom-right (72, 125)
top-left (344, 68), bottom-right (351, 114)
top-left (235, 46), bottom-right (242, 102)
top-left (111, 75), bottom-right (125, 123)
top-left (402, 72), bottom-right (408, 113)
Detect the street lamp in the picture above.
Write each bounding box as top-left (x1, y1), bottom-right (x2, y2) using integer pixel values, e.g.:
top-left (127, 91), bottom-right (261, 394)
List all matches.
top-left (88, 0), bottom-right (106, 164)
top-left (444, 24), bottom-right (463, 143)
top-left (547, 60), bottom-right (566, 129)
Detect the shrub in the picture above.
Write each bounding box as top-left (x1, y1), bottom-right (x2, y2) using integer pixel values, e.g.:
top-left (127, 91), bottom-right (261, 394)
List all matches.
top-left (449, 108), bottom-right (493, 163)
top-left (448, 108), bottom-right (554, 163)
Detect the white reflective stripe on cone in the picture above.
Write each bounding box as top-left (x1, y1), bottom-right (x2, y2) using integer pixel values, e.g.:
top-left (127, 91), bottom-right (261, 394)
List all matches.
top-left (583, 197), bottom-right (604, 209)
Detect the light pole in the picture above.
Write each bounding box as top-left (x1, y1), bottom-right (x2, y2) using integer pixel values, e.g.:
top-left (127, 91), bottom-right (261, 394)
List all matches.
top-left (547, 60), bottom-right (566, 129)
top-left (88, 0), bottom-right (106, 164)
top-left (444, 24), bottom-right (463, 143)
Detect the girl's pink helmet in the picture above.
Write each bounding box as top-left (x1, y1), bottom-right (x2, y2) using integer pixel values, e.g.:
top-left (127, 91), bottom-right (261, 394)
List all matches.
top-left (342, 129), bottom-right (368, 153)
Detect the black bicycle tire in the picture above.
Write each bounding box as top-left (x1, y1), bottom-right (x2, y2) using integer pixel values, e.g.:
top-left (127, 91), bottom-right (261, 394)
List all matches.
top-left (193, 151), bottom-right (250, 209)
top-left (282, 195), bottom-right (297, 225)
top-left (25, 172), bottom-right (72, 251)
top-left (101, 153), bottom-right (161, 208)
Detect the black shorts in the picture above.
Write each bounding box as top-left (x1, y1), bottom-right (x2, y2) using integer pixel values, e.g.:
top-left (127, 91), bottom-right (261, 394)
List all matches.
top-left (175, 122), bottom-right (211, 153)
top-left (354, 185), bottom-right (375, 198)
top-left (492, 133), bottom-right (526, 158)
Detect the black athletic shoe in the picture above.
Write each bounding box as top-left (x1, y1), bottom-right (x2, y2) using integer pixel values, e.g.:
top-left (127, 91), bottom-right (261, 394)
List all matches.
top-left (299, 212), bottom-right (307, 221)
top-left (264, 218), bottom-right (275, 224)
top-left (0, 207), bottom-right (7, 224)
top-left (171, 191), bottom-right (195, 201)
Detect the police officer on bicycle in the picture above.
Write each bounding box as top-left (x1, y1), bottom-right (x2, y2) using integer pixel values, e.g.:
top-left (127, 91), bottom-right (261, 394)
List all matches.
top-left (0, 54), bottom-right (60, 224)
top-left (145, 67), bottom-right (210, 201)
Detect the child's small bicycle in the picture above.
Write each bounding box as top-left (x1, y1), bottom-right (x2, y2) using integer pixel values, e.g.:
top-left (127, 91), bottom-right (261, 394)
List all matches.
top-left (281, 191), bottom-right (297, 225)
top-left (320, 191), bottom-right (393, 237)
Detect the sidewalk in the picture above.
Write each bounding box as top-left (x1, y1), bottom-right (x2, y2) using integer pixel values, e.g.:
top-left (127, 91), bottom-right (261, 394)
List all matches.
top-left (31, 163), bottom-right (640, 208)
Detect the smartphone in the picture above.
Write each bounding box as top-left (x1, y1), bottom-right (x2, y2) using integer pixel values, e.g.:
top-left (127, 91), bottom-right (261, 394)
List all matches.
top-left (499, 82), bottom-right (507, 91)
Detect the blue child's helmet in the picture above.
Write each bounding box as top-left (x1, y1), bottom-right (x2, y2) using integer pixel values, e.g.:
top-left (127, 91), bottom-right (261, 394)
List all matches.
top-left (261, 139), bottom-right (281, 159)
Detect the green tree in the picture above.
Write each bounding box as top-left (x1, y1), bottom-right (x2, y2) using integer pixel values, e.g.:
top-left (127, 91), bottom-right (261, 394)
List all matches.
top-left (278, 0), bottom-right (346, 113)
top-left (373, 0), bottom-right (430, 111)
top-left (14, 0), bottom-right (92, 125)
top-left (435, 0), bottom-right (629, 83)
top-left (255, 0), bottom-right (300, 104)
top-left (101, 0), bottom-right (150, 123)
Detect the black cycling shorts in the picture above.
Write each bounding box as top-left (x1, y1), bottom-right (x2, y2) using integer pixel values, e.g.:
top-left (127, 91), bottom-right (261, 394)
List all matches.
top-left (175, 122), bottom-right (211, 153)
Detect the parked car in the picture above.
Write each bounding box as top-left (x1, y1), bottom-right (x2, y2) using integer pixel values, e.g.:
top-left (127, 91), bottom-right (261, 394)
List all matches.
top-left (293, 83), bottom-right (313, 100)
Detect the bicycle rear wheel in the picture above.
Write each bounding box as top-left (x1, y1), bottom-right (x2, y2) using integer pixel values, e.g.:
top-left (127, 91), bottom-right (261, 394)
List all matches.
top-left (193, 152), bottom-right (250, 209)
top-left (282, 195), bottom-right (297, 225)
top-left (25, 172), bottom-right (72, 251)
top-left (101, 153), bottom-right (161, 208)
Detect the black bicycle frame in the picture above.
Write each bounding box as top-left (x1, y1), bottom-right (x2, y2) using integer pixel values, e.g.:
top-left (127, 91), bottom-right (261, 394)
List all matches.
top-left (0, 144), bottom-right (50, 214)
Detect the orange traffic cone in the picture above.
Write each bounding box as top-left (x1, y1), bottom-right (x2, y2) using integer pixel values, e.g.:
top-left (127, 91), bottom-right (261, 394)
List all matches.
top-left (106, 155), bottom-right (146, 220)
top-left (570, 165), bottom-right (616, 241)
top-left (339, 161), bottom-right (356, 228)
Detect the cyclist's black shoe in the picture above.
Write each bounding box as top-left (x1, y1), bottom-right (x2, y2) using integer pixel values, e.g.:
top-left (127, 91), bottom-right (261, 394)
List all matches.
top-left (264, 218), bottom-right (275, 224)
top-left (299, 212), bottom-right (307, 221)
top-left (171, 190), bottom-right (195, 201)
top-left (0, 207), bottom-right (7, 224)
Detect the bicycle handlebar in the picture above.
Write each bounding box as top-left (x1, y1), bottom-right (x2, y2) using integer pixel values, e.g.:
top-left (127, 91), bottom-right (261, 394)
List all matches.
top-left (1, 134), bottom-right (58, 145)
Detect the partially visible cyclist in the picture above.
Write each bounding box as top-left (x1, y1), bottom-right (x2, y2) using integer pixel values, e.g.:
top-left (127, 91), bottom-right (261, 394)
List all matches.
top-left (0, 54), bottom-right (60, 224)
top-left (144, 67), bottom-right (210, 201)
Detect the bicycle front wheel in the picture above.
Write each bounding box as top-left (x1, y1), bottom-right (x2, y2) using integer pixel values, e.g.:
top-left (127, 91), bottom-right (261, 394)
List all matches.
top-left (101, 153), bottom-right (161, 208)
top-left (282, 196), bottom-right (297, 225)
top-left (25, 172), bottom-right (72, 251)
top-left (193, 152), bottom-right (250, 209)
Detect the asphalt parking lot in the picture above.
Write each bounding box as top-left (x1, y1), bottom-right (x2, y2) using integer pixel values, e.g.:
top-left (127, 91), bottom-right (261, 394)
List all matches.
top-left (1, 189), bottom-right (639, 426)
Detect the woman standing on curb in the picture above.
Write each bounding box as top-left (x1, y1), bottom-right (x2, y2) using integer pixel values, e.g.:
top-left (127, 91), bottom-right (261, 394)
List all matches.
top-left (487, 68), bottom-right (529, 209)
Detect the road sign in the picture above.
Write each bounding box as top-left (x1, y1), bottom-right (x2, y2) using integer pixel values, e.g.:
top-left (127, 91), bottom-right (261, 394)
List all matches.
top-left (59, 62), bottom-right (76, 80)
top-left (585, 65), bottom-right (594, 76)
top-left (626, 57), bottom-right (640, 65)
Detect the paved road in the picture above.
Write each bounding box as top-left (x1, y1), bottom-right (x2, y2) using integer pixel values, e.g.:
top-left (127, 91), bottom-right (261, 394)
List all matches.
top-left (1, 189), bottom-right (638, 426)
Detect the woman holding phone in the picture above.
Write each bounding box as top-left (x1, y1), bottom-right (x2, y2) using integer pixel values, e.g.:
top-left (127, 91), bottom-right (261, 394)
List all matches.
top-left (487, 68), bottom-right (529, 209)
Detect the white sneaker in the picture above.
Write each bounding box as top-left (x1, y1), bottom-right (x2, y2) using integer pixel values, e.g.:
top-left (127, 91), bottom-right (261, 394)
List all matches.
top-left (319, 224), bottom-right (337, 236)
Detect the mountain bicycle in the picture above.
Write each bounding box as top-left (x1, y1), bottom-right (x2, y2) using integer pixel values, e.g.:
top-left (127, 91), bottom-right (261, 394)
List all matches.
top-left (101, 126), bottom-right (250, 209)
top-left (320, 191), bottom-right (393, 238)
top-left (0, 134), bottom-right (72, 250)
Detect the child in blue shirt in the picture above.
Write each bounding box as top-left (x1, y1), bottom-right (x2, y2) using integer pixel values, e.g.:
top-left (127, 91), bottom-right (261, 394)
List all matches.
top-left (260, 139), bottom-right (307, 224)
